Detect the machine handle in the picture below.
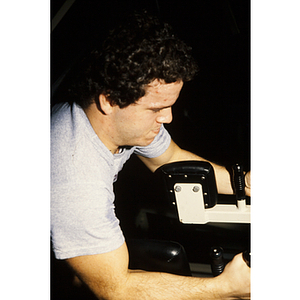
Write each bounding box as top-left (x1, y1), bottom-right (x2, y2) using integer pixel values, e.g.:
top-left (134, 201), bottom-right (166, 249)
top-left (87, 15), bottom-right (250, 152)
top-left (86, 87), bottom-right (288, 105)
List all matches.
top-left (210, 247), bottom-right (225, 276)
top-left (232, 163), bottom-right (246, 200)
top-left (210, 247), bottom-right (251, 277)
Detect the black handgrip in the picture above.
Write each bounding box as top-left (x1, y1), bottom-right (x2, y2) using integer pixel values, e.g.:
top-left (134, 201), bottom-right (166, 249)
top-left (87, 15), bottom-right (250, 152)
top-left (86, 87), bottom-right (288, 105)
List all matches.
top-left (232, 163), bottom-right (246, 200)
top-left (210, 247), bottom-right (225, 276)
top-left (242, 250), bottom-right (251, 267)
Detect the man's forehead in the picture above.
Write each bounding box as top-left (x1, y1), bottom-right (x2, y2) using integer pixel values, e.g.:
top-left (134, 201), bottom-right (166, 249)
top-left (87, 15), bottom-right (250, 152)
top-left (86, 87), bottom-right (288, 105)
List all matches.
top-left (146, 79), bottom-right (183, 93)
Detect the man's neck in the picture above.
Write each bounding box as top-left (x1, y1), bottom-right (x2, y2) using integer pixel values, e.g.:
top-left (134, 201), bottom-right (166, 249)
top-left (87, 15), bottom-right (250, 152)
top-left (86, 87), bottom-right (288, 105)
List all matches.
top-left (83, 103), bottom-right (119, 154)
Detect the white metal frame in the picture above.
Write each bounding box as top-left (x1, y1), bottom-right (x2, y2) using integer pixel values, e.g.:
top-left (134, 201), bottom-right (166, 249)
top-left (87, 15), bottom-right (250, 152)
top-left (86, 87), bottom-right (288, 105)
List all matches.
top-left (174, 183), bottom-right (250, 224)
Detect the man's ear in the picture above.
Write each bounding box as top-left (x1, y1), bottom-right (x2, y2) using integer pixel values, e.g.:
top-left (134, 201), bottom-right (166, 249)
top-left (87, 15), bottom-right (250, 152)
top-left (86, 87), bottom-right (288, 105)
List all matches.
top-left (97, 94), bottom-right (114, 115)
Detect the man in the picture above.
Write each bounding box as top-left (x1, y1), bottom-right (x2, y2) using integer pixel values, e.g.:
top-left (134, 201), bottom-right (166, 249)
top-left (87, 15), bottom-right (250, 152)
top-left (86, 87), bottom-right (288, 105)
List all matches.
top-left (51, 12), bottom-right (251, 299)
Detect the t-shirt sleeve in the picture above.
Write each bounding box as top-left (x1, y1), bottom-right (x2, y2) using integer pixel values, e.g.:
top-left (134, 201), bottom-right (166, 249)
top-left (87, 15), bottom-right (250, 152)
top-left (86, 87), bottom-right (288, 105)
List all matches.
top-left (134, 125), bottom-right (171, 158)
top-left (51, 182), bottom-right (125, 260)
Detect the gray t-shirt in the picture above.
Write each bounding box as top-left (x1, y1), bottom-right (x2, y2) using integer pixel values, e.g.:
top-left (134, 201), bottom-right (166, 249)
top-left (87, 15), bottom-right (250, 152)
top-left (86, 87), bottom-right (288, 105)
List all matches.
top-left (51, 103), bottom-right (171, 259)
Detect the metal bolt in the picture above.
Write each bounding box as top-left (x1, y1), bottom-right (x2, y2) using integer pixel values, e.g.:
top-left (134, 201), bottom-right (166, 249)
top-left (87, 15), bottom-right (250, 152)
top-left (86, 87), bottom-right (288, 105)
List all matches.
top-left (174, 185), bottom-right (182, 192)
top-left (192, 186), bottom-right (200, 193)
top-left (201, 176), bottom-right (206, 180)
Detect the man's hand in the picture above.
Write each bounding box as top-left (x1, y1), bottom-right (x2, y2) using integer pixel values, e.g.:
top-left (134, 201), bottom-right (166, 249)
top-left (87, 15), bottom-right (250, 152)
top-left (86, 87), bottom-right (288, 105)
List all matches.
top-left (217, 253), bottom-right (251, 299)
top-left (245, 171), bottom-right (251, 197)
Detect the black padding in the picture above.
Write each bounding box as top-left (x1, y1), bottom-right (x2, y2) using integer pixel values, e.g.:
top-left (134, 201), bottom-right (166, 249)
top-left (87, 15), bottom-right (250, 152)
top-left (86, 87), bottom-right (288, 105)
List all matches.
top-left (155, 161), bottom-right (218, 208)
top-left (127, 239), bottom-right (191, 276)
top-left (157, 160), bottom-right (213, 175)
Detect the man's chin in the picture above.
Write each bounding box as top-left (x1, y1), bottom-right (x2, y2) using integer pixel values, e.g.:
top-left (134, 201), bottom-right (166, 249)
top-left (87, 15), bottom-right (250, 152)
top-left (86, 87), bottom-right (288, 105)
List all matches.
top-left (121, 138), bottom-right (154, 148)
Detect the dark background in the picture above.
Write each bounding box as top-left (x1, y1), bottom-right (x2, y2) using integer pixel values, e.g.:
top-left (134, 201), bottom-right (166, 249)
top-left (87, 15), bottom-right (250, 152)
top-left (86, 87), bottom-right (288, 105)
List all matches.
top-left (52, 0), bottom-right (250, 167)
top-left (51, 0), bottom-right (250, 265)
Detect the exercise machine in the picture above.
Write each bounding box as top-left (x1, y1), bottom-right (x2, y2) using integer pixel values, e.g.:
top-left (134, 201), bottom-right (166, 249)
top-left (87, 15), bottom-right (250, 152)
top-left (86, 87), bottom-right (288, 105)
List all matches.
top-left (155, 160), bottom-right (251, 276)
top-left (156, 161), bottom-right (250, 225)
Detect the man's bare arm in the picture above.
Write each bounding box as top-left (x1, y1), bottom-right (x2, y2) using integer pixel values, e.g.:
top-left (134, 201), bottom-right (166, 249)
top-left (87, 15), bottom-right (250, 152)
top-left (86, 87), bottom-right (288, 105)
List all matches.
top-left (66, 242), bottom-right (250, 300)
top-left (138, 139), bottom-right (251, 195)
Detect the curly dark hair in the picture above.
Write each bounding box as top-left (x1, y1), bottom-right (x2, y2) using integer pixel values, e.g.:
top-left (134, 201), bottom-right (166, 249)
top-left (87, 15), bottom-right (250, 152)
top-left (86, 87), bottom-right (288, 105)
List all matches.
top-left (69, 12), bottom-right (198, 109)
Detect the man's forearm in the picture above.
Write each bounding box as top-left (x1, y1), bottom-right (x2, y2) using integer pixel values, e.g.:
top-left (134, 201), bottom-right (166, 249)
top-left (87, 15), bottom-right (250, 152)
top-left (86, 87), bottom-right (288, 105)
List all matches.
top-left (120, 270), bottom-right (228, 300)
top-left (172, 148), bottom-right (251, 196)
top-left (67, 240), bottom-right (250, 300)
top-left (73, 264), bottom-right (249, 300)
top-left (139, 140), bottom-right (234, 195)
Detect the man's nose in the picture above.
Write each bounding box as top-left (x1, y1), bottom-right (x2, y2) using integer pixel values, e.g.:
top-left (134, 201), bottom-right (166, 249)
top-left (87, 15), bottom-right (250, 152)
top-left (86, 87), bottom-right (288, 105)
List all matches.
top-left (156, 107), bottom-right (173, 124)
